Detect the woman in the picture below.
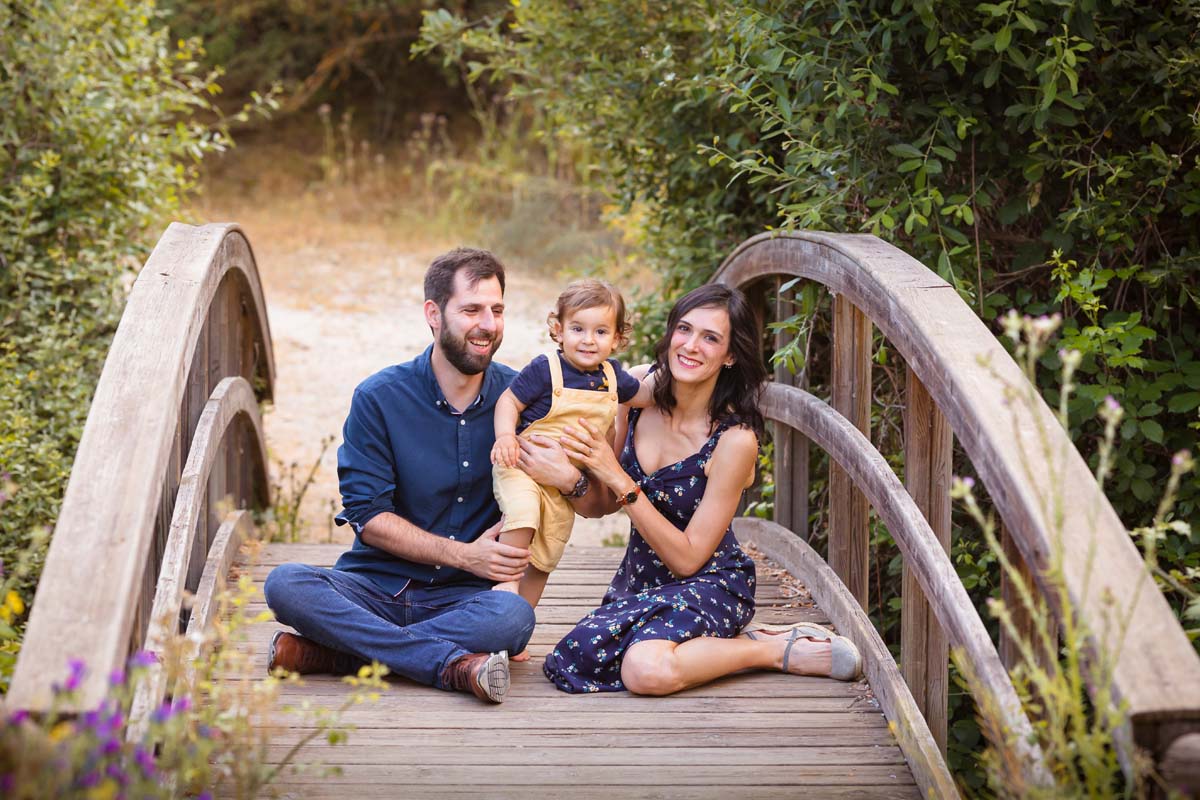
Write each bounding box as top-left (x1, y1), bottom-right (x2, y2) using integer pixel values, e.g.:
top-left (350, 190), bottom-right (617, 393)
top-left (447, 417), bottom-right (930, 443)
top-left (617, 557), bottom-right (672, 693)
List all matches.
top-left (542, 284), bottom-right (861, 695)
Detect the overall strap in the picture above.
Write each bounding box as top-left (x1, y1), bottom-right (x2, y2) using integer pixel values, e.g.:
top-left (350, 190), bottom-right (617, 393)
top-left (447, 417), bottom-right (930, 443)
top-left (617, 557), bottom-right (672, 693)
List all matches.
top-left (545, 350), bottom-right (566, 393)
top-left (600, 360), bottom-right (618, 401)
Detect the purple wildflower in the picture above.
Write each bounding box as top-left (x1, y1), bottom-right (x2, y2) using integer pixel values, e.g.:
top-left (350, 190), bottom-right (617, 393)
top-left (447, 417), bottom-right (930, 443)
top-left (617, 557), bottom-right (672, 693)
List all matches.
top-left (8, 710), bottom-right (29, 726)
top-left (134, 746), bottom-right (156, 776)
top-left (128, 650), bottom-right (157, 669)
top-left (171, 697), bottom-right (192, 715)
top-left (151, 700), bottom-right (173, 724)
top-left (108, 668), bottom-right (126, 687)
top-left (195, 792), bottom-right (214, 800)
top-left (64, 658), bottom-right (87, 692)
top-left (77, 770), bottom-right (101, 789)
top-left (962, 476), bottom-right (975, 489)
top-left (83, 709), bottom-right (101, 728)
top-left (0, 774), bottom-right (14, 794)
top-left (1173, 450), bottom-right (1191, 467)
top-left (105, 762), bottom-right (129, 786)
top-left (1105, 395), bottom-right (1121, 412)
top-left (101, 737), bottom-right (122, 756)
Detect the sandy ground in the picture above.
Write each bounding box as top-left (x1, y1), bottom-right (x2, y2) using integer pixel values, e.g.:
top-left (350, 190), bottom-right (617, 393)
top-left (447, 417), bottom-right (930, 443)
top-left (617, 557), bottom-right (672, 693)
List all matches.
top-left (189, 187), bottom-right (630, 548)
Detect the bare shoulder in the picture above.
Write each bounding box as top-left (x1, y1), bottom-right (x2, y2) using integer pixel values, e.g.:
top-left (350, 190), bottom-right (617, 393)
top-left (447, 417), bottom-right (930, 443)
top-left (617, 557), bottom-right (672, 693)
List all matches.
top-left (713, 425), bottom-right (759, 459)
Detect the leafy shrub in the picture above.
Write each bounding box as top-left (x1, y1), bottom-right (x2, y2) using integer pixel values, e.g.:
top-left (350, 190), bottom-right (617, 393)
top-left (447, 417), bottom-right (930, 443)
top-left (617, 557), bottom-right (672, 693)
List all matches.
top-left (0, 2), bottom-right (247, 607)
top-left (418, 0), bottom-right (1199, 624)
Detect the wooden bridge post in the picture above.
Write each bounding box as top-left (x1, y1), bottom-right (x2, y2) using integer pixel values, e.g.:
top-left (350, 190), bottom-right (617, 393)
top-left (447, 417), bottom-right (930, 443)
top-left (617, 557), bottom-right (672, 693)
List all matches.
top-left (829, 295), bottom-right (871, 608)
top-left (901, 367), bottom-right (953, 754)
top-left (772, 279), bottom-right (810, 538)
top-left (999, 522), bottom-right (1059, 673)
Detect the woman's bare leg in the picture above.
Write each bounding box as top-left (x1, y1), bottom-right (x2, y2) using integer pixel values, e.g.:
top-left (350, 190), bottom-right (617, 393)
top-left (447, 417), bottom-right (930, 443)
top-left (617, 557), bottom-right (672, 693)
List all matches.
top-left (620, 634), bottom-right (833, 696)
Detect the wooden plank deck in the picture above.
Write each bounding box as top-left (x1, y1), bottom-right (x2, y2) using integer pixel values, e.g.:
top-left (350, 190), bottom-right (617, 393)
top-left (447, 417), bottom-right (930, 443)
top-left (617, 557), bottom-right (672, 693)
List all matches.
top-left (236, 543), bottom-right (919, 799)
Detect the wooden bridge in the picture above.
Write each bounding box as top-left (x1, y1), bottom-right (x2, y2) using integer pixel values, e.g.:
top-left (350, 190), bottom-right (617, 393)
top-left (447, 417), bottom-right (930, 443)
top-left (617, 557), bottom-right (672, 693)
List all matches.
top-left (8, 223), bottom-right (1200, 797)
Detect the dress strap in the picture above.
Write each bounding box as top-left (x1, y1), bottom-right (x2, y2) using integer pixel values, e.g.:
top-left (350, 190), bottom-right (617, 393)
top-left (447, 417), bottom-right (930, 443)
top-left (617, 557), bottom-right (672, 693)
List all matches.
top-left (699, 415), bottom-right (740, 458)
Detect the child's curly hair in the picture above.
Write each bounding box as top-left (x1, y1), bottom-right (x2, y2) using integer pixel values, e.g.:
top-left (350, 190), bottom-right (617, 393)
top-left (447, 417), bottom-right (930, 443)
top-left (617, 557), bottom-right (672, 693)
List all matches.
top-left (547, 279), bottom-right (632, 351)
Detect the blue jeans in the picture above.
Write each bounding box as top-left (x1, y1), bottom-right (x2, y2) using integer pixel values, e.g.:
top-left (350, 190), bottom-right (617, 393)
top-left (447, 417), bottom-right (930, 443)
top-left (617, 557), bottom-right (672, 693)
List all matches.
top-left (263, 563), bottom-right (535, 688)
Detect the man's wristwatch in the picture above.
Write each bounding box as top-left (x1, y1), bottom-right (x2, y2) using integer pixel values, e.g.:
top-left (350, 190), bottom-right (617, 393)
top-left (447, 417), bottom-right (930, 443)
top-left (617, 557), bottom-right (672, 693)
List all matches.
top-left (563, 471), bottom-right (590, 499)
top-left (615, 483), bottom-right (641, 507)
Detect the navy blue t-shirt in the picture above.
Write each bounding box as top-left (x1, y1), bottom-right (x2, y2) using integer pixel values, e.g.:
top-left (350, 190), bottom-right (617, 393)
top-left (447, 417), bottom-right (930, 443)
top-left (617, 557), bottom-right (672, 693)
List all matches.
top-left (509, 352), bottom-right (641, 431)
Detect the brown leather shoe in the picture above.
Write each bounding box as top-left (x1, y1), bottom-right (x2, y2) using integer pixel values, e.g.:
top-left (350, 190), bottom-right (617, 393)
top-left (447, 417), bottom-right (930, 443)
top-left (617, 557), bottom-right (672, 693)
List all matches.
top-left (268, 631), bottom-right (357, 676)
top-left (439, 650), bottom-right (509, 703)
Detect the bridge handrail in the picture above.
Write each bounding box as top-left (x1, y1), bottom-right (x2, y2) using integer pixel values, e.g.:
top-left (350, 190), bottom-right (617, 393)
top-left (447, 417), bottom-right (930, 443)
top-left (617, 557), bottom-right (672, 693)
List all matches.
top-left (9, 223), bottom-right (274, 712)
top-left (714, 230), bottom-right (1200, 775)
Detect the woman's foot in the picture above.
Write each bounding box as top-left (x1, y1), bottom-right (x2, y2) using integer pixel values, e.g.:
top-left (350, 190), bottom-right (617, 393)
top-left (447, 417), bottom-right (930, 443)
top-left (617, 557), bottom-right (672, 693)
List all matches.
top-left (744, 623), bottom-right (862, 681)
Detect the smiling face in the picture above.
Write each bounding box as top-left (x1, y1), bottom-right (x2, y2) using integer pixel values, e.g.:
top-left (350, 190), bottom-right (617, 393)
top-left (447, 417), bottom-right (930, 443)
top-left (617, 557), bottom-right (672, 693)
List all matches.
top-left (556, 304), bottom-right (618, 372)
top-left (428, 269), bottom-right (505, 376)
top-left (668, 305), bottom-right (733, 385)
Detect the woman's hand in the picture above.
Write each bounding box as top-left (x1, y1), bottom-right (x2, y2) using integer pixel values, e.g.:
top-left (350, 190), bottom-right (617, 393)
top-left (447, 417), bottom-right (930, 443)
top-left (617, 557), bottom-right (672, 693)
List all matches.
top-left (560, 418), bottom-right (628, 492)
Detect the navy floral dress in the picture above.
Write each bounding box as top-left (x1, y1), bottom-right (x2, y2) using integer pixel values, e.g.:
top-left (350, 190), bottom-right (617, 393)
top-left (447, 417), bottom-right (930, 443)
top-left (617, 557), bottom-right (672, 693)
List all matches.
top-left (543, 407), bottom-right (757, 693)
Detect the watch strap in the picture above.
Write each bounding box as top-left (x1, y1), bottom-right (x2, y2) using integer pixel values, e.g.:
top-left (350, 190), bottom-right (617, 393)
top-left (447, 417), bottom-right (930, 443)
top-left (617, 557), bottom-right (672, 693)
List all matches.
top-left (615, 484), bottom-right (642, 507)
top-left (563, 471), bottom-right (590, 499)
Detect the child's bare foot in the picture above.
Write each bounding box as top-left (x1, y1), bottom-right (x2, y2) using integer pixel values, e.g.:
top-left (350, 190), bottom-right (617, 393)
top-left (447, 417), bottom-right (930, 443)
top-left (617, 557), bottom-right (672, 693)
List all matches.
top-left (511, 649), bottom-right (531, 662)
top-left (492, 580), bottom-right (520, 594)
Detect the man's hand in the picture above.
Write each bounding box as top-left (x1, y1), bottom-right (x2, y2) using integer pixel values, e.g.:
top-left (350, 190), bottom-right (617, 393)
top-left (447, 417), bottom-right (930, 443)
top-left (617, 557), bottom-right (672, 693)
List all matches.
top-left (458, 517), bottom-right (530, 582)
top-left (491, 432), bottom-right (521, 468)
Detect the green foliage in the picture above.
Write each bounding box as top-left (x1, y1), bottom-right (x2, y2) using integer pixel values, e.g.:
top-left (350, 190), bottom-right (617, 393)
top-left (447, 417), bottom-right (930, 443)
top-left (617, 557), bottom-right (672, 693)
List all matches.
top-left (0, 2), bottom-right (238, 607)
top-left (419, 0), bottom-right (1200, 520)
top-left (164, 0), bottom-right (503, 130)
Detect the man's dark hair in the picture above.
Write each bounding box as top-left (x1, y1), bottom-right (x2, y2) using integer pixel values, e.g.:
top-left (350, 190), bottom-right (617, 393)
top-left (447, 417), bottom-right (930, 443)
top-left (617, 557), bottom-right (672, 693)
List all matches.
top-left (424, 247), bottom-right (507, 310)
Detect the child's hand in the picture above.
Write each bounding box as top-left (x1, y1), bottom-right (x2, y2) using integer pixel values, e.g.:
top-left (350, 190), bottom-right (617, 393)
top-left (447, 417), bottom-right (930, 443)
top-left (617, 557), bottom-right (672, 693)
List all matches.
top-left (491, 433), bottom-right (521, 467)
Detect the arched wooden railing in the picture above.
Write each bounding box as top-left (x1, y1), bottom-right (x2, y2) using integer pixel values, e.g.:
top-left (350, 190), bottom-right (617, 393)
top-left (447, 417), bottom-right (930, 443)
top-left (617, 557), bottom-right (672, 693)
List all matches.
top-left (715, 231), bottom-right (1200, 789)
top-left (8, 223), bottom-right (273, 715)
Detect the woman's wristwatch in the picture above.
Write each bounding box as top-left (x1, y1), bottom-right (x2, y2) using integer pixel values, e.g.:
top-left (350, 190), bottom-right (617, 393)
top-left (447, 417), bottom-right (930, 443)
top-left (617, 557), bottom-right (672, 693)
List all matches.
top-left (563, 471), bottom-right (590, 499)
top-left (615, 483), bottom-right (642, 507)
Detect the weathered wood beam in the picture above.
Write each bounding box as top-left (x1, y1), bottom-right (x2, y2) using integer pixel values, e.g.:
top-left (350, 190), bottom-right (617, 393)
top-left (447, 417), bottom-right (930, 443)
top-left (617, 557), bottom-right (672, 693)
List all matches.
top-left (829, 296), bottom-right (872, 609)
top-left (901, 367), bottom-right (953, 756)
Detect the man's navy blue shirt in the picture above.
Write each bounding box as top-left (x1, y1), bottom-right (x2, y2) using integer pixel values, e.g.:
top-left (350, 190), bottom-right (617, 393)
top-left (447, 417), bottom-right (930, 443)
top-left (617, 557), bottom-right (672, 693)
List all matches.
top-left (333, 345), bottom-right (516, 594)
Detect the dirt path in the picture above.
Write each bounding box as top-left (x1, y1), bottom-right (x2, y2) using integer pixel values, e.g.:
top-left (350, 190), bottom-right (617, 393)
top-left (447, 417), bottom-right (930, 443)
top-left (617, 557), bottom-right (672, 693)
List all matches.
top-left (190, 190), bottom-right (629, 549)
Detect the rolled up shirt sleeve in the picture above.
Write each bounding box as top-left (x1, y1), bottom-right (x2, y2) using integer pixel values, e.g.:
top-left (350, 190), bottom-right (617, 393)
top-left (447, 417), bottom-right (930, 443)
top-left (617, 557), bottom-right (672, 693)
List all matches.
top-left (335, 388), bottom-right (396, 534)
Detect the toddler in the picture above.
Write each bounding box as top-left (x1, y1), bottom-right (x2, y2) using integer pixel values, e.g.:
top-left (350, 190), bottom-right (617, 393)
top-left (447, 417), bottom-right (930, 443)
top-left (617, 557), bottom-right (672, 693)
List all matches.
top-left (491, 279), bottom-right (654, 606)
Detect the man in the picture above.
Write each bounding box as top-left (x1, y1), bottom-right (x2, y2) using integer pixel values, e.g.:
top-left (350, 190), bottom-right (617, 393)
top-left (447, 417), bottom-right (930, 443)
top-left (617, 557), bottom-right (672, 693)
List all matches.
top-left (264, 247), bottom-right (542, 703)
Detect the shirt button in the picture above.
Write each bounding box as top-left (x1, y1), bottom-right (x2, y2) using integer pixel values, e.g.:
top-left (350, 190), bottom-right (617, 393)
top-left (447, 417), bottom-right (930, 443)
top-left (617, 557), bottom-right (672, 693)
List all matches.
top-left (460, 420), bottom-right (466, 426)
top-left (462, 461), bottom-right (469, 467)
top-left (457, 496), bottom-right (464, 503)
top-left (450, 535), bottom-right (456, 540)
top-left (435, 565), bottom-right (442, 570)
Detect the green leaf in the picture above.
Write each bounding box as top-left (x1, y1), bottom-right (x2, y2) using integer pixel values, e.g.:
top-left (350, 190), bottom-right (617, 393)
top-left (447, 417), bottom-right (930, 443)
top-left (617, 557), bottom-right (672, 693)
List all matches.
top-left (898, 158), bottom-right (923, 172)
top-left (888, 143), bottom-right (924, 159)
top-left (1131, 478), bottom-right (1154, 502)
top-left (1168, 392), bottom-right (1200, 413)
top-left (994, 26), bottom-right (1012, 52)
top-left (1014, 10), bottom-right (1039, 31)
top-left (1140, 419), bottom-right (1164, 443)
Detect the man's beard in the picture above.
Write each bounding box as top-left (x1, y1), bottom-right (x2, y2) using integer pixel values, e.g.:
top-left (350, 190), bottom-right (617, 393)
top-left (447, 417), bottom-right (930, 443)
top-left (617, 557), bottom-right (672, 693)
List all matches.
top-left (439, 325), bottom-right (500, 376)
